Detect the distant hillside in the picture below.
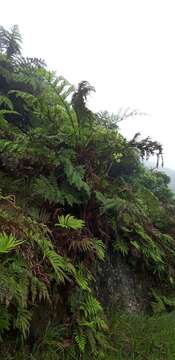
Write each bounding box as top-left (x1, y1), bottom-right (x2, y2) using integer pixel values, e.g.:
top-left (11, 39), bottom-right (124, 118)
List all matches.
top-left (144, 161), bottom-right (175, 192)
top-left (162, 168), bottom-right (175, 192)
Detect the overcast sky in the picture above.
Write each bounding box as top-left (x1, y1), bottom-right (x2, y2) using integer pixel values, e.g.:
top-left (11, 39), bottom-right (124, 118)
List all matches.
top-left (1, 0), bottom-right (175, 168)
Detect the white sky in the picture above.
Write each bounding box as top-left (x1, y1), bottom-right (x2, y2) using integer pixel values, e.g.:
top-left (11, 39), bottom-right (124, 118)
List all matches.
top-left (1, 0), bottom-right (175, 168)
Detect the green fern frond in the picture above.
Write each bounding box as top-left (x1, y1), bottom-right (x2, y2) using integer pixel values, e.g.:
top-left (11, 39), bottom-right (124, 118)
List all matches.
top-left (8, 90), bottom-right (37, 107)
top-left (94, 239), bottom-right (105, 260)
top-left (0, 136), bottom-right (27, 157)
top-left (69, 238), bottom-right (94, 253)
top-left (14, 307), bottom-right (32, 339)
top-left (28, 207), bottom-right (50, 224)
top-left (63, 159), bottom-right (90, 196)
top-left (30, 235), bottom-right (73, 283)
top-left (0, 95), bottom-right (14, 110)
top-left (56, 214), bottom-right (85, 230)
top-left (74, 266), bottom-right (91, 291)
top-left (134, 224), bottom-right (164, 263)
top-left (86, 328), bottom-right (97, 353)
top-left (74, 331), bottom-right (87, 352)
top-left (94, 317), bottom-right (109, 332)
top-left (34, 235), bottom-right (76, 283)
top-left (41, 323), bottom-right (66, 350)
top-left (78, 319), bottom-right (94, 329)
top-left (95, 191), bottom-right (126, 213)
top-left (33, 175), bottom-right (64, 205)
top-left (0, 232), bottom-right (24, 253)
top-left (114, 238), bottom-right (129, 255)
top-left (80, 295), bottom-right (103, 319)
top-left (45, 249), bottom-right (75, 283)
top-left (0, 307), bottom-right (11, 339)
top-left (0, 109), bottom-right (19, 117)
top-left (30, 276), bottom-right (50, 303)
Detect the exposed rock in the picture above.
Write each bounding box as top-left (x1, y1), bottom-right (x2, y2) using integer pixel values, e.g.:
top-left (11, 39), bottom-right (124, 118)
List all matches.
top-left (95, 252), bottom-right (150, 312)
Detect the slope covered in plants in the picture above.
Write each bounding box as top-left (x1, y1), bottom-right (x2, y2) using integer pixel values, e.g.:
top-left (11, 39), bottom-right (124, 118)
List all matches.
top-left (0, 25), bottom-right (175, 359)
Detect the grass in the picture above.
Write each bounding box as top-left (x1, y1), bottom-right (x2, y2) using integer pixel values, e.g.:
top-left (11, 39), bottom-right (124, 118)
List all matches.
top-left (105, 311), bottom-right (175, 360)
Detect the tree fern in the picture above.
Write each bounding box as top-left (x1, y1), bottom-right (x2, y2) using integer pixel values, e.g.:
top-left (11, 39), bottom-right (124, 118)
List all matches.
top-left (0, 25), bottom-right (22, 59)
top-left (72, 80), bottom-right (95, 126)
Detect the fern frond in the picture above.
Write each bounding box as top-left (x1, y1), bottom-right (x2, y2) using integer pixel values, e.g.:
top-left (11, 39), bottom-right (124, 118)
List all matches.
top-left (63, 159), bottom-right (90, 196)
top-left (31, 235), bottom-right (70, 282)
top-left (114, 238), bottom-right (129, 255)
top-left (94, 239), bottom-right (105, 260)
top-left (0, 307), bottom-right (11, 339)
top-left (80, 295), bottom-right (103, 319)
top-left (14, 307), bottom-right (32, 339)
top-left (56, 214), bottom-right (85, 230)
top-left (28, 207), bottom-right (50, 224)
top-left (0, 95), bottom-right (14, 110)
top-left (8, 90), bottom-right (37, 107)
top-left (46, 249), bottom-right (76, 282)
top-left (95, 191), bottom-right (126, 213)
top-left (74, 266), bottom-right (91, 291)
top-left (0, 232), bottom-right (23, 253)
top-left (34, 236), bottom-right (75, 284)
top-left (0, 109), bottom-right (19, 117)
top-left (69, 238), bottom-right (94, 252)
top-left (30, 276), bottom-right (50, 303)
top-left (33, 175), bottom-right (64, 205)
top-left (41, 323), bottom-right (66, 350)
top-left (86, 328), bottom-right (97, 353)
top-left (74, 330), bottom-right (87, 352)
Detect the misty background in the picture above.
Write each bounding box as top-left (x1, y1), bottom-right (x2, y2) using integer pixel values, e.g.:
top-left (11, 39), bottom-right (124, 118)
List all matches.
top-left (1, 0), bottom-right (175, 169)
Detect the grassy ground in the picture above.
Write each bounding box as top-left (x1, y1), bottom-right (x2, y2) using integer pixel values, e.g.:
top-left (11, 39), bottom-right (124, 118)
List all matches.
top-left (106, 312), bottom-right (175, 360)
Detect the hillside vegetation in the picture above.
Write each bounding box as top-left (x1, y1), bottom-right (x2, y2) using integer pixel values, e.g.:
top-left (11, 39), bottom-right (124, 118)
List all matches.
top-left (163, 168), bottom-right (175, 192)
top-left (145, 161), bottom-right (175, 192)
top-left (1, 25), bottom-right (175, 359)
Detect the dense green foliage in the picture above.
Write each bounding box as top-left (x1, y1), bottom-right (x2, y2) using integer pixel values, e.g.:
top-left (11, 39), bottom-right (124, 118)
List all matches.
top-left (0, 25), bottom-right (175, 359)
top-left (160, 167), bottom-right (175, 192)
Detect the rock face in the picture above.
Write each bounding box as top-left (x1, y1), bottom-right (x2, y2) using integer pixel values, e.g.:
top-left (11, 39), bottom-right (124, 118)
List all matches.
top-left (95, 252), bottom-right (150, 312)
